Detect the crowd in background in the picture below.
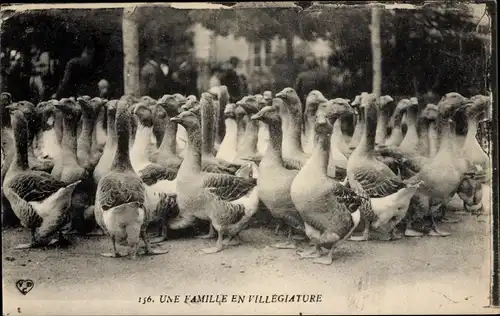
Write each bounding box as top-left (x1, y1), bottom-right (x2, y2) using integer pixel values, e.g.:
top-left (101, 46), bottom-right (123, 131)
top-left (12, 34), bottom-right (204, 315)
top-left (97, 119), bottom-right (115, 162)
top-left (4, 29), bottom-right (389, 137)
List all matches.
top-left (2, 39), bottom-right (355, 107)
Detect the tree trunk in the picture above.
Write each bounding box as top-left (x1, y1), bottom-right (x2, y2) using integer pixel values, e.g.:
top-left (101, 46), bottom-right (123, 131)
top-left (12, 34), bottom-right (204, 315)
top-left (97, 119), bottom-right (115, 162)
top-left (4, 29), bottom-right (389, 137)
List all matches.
top-left (122, 7), bottom-right (140, 96)
top-left (370, 6), bottom-right (382, 98)
top-left (285, 32), bottom-right (294, 66)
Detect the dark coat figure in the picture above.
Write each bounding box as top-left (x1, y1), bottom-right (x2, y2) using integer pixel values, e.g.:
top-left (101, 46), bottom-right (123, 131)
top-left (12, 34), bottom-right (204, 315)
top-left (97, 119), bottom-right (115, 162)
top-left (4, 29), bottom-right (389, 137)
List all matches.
top-left (220, 57), bottom-right (242, 102)
top-left (55, 46), bottom-right (100, 98)
top-left (140, 55), bottom-right (167, 99)
top-left (294, 56), bottom-right (331, 110)
top-left (173, 60), bottom-right (198, 97)
top-left (5, 51), bottom-right (30, 102)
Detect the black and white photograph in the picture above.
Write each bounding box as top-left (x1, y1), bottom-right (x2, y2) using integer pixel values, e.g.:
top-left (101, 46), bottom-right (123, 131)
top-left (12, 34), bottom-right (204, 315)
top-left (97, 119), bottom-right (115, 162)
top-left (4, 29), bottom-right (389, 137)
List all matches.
top-left (1, 1), bottom-right (497, 315)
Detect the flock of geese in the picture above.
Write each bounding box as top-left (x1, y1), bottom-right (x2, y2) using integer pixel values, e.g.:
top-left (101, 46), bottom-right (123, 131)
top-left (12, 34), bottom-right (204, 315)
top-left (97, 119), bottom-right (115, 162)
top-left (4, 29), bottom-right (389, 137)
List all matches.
top-left (0, 87), bottom-right (491, 264)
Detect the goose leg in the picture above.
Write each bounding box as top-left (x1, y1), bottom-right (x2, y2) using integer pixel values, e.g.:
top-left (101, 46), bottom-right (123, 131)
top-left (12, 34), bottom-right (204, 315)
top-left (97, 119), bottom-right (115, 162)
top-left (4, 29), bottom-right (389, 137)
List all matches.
top-left (196, 224), bottom-right (216, 239)
top-left (404, 219), bottom-right (424, 237)
top-left (274, 222), bottom-right (282, 235)
top-left (149, 222), bottom-right (168, 244)
top-left (141, 230), bottom-right (169, 255)
top-left (101, 236), bottom-right (124, 258)
top-left (313, 246), bottom-right (336, 265)
top-left (48, 231), bottom-right (71, 247)
top-left (271, 226), bottom-right (297, 249)
top-left (200, 227), bottom-right (224, 254)
top-left (349, 218), bottom-right (370, 241)
top-left (14, 228), bottom-right (38, 249)
top-left (223, 234), bottom-right (241, 246)
top-left (428, 216), bottom-right (451, 237)
top-left (297, 244), bottom-right (324, 259)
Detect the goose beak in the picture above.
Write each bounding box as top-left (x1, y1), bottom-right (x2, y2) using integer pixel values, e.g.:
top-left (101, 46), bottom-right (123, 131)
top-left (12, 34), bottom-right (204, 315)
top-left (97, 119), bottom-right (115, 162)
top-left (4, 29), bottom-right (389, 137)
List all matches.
top-left (170, 116), bottom-right (182, 123)
top-left (250, 113), bottom-right (262, 121)
top-left (275, 91), bottom-right (285, 99)
top-left (5, 104), bottom-right (17, 111)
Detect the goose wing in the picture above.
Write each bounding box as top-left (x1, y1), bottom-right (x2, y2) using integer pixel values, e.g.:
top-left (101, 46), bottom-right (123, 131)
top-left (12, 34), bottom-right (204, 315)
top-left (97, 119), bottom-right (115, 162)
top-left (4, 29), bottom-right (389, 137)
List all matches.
top-left (202, 162), bottom-right (235, 174)
top-left (97, 173), bottom-right (146, 211)
top-left (204, 188), bottom-right (246, 224)
top-left (8, 172), bottom-right (66, 202)
top-left (330, 183), bottom-right (369, 213)
top-left (139, 163), bottom-right (178, 186)
top-left (283, 158), bottom-right (303, 170)
top-left (351, 164), bottom-right (406, 198)
top-left (202, 173), bottom-right (256, 201)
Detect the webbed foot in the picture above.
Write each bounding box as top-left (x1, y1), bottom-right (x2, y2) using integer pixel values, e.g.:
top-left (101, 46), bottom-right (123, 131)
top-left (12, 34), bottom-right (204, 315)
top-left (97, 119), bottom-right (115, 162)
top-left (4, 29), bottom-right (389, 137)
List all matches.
top-left (145, 247), bottom-right (169, 255)
top-left (428, 228), bottom-right (451, 237)
top-left (199, 246), bottom-right (223, 254)
top-left (196, 233), bottom-right (216, 239)
top-left (312, 256), bottom-right (334, 265)
top-left (405, 228), bottom-right (424, 237)
top-left (149, 236), bottom-right (167, 244)
top-left (298, 249), bottom-right (323, 259)
top-left (292, 235), bottom-right (307, 241)
top-left (271, 241), bottom-right (297, 249)
top-left (100, 252), bottom-right (125, 258)
top-left (441, 214), bottom-right (461, 223)
top-left (223, 236), bottom-right (241, 246)
top-left (349, 235), bottom-right (369, 241)
top-left (14, 243), bottom-right (36, 250)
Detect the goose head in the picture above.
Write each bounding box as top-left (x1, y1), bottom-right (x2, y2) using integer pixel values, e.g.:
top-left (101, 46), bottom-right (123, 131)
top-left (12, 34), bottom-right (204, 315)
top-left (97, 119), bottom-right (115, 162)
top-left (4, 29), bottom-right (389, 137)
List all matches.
top-left (7, 101), bottom-right (38, 131)
top-left (263, 91), bottom-right (273, 106)
top-left (275, 87), bottom-right (301, 114)
top-left (36, 100), bottom-right (59, 129)
top-left (170, 109), bottom-right (201, 132)
top-left (89, 97), bottom-right (107, 114)
top-left (181, 95), bottom-right (199, 111)
top-left (378, 95), bottom-right (394, 113)
top-left (224, 103), bottom-right (237, 119)
top-left (56, 98), bottom-right (82, 121)
top-left (466, 94), bottom-right (490, 120)
top-left (158, 94), bottom-right (182, 116)
top-left (140, 96), bottom-right (157, 106)
top-left (208, 87), bottom-right (220, 100)
top-left (316, 98), bottom-right (355, 136)
top-left (76, 95), bottom-right (94, 116)
top-left (234, 103), bottom-right (247, 121)
top-left (237, 95), bottom-right (260, 115)
top-left (0, 92), bottom-right (13, 126)
top-left (437, 92), bottom-right (470, 121)
top-left (250, 104), bottom-right (281, 126)
top-left (104, 100), bottom-right (120, 114)
top-left (389, 98), bottom-right (411, 128)
top-left (305, 90), bottom-right (328, 118)
top-left (132, 102), bottom-right (154, 127)
top-left (420, 103), bottom-right (439, 121)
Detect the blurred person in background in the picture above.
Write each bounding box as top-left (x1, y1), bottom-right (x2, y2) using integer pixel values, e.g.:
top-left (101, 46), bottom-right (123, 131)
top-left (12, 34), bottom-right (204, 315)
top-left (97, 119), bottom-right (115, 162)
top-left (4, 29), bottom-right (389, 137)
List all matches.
top-left (172, 57), bottom-right (198, 96)
top-left (209, 65), bottom-right (222, 88)
top-left (53, 42), bottom-right (105, 98)
top-left (220, 56), bottom-right (242, 102)
top-left (140, 49), bottom-right (167, 98)
top-left (28, 44), bottom-right (50, 103)
top-left (328, 53), bottom-right (353, 99)
top-left (98, 79), bottom-right (110, 99)
top-left (5, 50), bottom-right (30, 101)
top-left (294, 54), bottom-right (330, 110)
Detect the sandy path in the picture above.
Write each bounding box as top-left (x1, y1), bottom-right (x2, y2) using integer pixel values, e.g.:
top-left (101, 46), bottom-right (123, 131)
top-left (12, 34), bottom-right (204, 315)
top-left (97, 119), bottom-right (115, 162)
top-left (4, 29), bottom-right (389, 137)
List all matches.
top-left (3, 200), bottom-right (498, 315)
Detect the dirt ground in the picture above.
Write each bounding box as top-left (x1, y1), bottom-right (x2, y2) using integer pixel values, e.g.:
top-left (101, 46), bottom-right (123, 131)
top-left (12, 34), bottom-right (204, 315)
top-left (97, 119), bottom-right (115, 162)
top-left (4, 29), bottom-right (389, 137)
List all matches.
top-left (2, 190), bottom-right (498, 315)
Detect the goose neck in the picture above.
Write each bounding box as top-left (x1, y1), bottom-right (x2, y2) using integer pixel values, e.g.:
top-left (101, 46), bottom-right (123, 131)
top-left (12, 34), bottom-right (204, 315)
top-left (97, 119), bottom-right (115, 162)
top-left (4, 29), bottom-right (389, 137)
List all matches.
top-left (61, 116), bottom-right (79, 159)
top-left (201, 103), bottom-right (216, 156)
top-left (111, 112), bottom-right (133, 171)
top-left (182, 127), bottom-right (203, 174)
top-left (239, 119), bottom-right (259, 154)
top-left (157, 119), bottom-right (179, 156)
top-left (11, 120), bottom-right (30, 172)
top-left (358, 106), bottom-right (376, 155)
top-left (375, 110), bottom-right (389, 144)
top-left (264, 122), bottom-right (285, 164)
